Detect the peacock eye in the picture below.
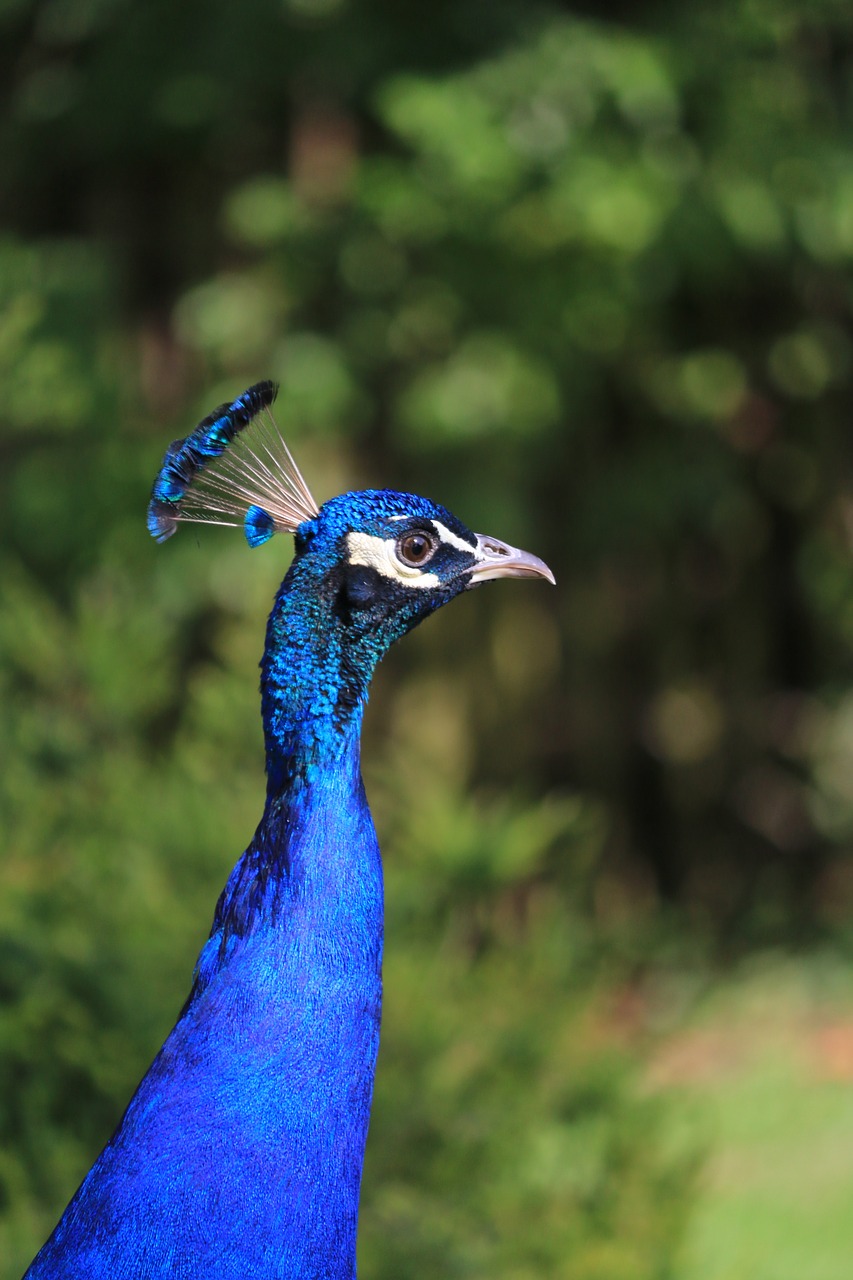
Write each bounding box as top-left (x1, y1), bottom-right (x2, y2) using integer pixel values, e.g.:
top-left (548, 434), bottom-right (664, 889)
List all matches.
top-left (396, 531), bottom-right (437, 568)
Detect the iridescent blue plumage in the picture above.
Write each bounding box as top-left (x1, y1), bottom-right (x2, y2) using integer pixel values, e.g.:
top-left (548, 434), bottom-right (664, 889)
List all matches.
top-left (26, 387), bottom-right (553, 1279)
top-left (146, 380), bottom-right (280, 543)
top-left (244, 503), bottom-right (277, 547)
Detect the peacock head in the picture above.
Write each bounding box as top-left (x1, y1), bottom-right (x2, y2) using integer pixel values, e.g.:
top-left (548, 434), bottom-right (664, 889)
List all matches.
top-left (290, 488), bottom-right (553, 645)
top-left (147, 380), bottom-right (553, 662)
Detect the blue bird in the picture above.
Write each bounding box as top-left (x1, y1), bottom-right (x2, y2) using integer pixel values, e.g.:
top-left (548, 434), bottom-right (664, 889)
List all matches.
top-left (26, 382), bottom-right (554, 1279)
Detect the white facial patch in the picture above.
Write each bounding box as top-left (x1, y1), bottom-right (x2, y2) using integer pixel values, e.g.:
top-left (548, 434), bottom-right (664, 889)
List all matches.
top-left (346, 532), bottom-right (441, 589)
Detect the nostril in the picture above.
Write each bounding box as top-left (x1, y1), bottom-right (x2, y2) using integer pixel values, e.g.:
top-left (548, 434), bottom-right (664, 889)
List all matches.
top-left (476, 536), bottom-right (513, 559)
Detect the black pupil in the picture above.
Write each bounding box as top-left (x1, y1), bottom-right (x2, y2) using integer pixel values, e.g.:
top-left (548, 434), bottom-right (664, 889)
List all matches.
top-left (400, 533), bottom-right (431, 565)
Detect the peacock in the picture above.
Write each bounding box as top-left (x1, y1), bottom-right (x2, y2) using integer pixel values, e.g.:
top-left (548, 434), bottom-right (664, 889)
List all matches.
top-left (25, 381), bottom-right (554, 1279)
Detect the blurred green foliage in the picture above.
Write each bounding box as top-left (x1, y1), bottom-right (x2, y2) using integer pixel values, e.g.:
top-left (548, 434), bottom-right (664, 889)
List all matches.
top-left (3, 0), bottom-right (853, 1274)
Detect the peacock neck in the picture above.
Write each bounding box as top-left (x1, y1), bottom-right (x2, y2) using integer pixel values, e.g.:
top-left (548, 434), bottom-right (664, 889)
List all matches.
top-left (259, 553), bottom-right (376, 797)
top-left (125, 703), bottom-right (383, 1279)
top-left (187, 555), bottom-right (389, 1006)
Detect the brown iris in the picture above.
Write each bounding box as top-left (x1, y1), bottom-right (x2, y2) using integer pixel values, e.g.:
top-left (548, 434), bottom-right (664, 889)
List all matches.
top-left (396, 531), bottom-right (436, 568)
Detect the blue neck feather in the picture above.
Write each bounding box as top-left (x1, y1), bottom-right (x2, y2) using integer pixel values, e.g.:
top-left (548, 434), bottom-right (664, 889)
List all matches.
top-left (261, 547), bottom-right (369, 794)
top-left (192, 533), bottom-right (386, 999)
top-left (27, 533), bottom-right (387, 1280)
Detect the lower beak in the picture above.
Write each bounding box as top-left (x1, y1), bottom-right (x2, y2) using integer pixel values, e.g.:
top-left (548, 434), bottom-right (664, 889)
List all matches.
top-left (466, 533), bottom-right (556, 587)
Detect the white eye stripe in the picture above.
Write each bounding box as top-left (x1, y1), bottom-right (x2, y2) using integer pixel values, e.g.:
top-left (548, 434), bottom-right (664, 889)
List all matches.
top-left (346, 532), bottom-right (440, 589)
top-left (429, 520), bottom-right (479, 556)
top-left (387, 513), bottom-right (478, 553)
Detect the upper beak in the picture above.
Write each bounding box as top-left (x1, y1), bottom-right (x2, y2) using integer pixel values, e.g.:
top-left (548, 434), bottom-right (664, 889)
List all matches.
top-left (466, 533), bottom-right (556, 588)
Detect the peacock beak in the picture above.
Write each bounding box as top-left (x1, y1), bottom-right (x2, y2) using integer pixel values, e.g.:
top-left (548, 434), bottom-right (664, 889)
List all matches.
top-left (466, 533), bottom-right (555, 587)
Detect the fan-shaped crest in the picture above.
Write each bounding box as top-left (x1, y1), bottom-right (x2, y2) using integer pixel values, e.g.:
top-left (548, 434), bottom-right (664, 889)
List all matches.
top-left (147, 381), bottom-right (319, 546)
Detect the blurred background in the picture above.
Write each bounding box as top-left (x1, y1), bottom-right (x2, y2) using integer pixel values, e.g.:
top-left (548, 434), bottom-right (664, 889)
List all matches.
top-left (3, 0), bottom-right (853, 1275)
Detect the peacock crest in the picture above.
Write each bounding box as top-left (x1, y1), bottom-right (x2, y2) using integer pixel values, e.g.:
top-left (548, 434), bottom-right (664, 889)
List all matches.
top-left (147, 380), bottom-right (319, 547)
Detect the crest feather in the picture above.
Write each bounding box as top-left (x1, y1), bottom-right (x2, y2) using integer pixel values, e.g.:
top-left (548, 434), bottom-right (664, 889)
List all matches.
top-left (147, 381), bottom-right (319, 545)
